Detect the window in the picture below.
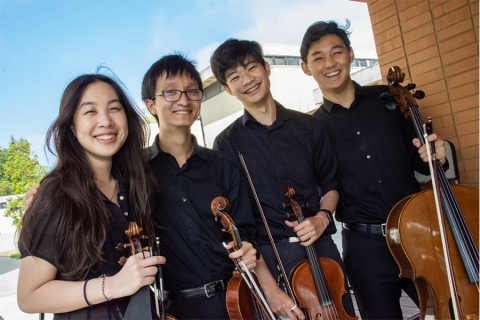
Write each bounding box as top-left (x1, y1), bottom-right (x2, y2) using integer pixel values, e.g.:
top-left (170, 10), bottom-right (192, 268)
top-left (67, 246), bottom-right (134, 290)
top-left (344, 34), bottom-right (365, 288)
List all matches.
top-left (274, 57), bottom-right (286, 65)
top-left (285, 57), bottom-right (299, 66)
top-left (0, 202), bottom-right (6, 209)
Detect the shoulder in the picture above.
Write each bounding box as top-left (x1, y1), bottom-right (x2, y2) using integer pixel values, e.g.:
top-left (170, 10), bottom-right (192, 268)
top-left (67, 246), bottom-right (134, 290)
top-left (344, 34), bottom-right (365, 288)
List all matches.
top-left (213, 116), bottom-right (243, 149)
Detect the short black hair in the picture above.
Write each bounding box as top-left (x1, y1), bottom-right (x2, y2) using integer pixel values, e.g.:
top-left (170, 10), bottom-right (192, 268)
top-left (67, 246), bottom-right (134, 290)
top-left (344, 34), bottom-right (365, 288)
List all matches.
top-left (210, 38), bottom-right (266, 87)
top-left (142, 53), bottom-right (202, 123)
top-left (300, 20), bottom-right (351, 63)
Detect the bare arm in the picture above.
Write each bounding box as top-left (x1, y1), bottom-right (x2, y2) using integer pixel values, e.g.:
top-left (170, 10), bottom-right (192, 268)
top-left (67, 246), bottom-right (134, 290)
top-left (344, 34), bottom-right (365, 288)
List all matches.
top-left (17, 252), bottom-right (165, 314)
top-left (254, 256), bottom-right (305, 320)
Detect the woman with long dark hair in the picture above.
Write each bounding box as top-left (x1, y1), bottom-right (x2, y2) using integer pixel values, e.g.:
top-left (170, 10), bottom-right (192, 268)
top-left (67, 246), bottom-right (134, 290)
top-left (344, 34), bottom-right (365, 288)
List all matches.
top-left (17, 73), bottom-right (164, 319)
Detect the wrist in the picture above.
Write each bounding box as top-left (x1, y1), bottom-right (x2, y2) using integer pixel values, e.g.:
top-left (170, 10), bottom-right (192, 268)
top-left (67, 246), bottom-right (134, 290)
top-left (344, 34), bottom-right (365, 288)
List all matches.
top-left (318, 208), bottom-right (333, 222)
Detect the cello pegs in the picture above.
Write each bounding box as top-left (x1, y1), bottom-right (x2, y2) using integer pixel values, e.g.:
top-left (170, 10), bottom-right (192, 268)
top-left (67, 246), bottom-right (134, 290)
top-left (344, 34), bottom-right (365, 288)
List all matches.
top-left (414, 90), bottom-right (425, 100)
top-left (406, 83), bottom-right (416, 90)
top-left (380, 92), bottom-right (396, 100)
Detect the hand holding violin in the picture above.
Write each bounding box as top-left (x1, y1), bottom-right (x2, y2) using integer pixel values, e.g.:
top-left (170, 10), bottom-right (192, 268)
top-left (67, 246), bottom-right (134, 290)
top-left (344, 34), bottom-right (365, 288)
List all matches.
top-left (285, 212), bottom-right (330, 246)
top-left (104, 251), bottom-right (165, 299)
top-left (413, 133), bottom-right (447, 165)
top-left (225, 240), bottom-right (257, 271)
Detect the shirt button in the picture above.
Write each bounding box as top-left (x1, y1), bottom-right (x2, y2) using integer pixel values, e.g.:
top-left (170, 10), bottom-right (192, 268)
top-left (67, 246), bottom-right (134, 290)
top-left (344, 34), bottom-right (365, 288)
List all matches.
top-left (367, 155), bottom-right (371, 159)
top-left (182, 198), bottom-right (187, 202)
top-left (198, 249), bottom-right (202, 253)
top-left (124, 212), bottom-right (128, 216)
top-left (378, 180), bottom-right (382, 183)
top-left (357, 131), bottom-right (360, 135)
top-left (119, 196), bottom-right (124, 200)
top-left (213, 272), bottom-right (217, 276)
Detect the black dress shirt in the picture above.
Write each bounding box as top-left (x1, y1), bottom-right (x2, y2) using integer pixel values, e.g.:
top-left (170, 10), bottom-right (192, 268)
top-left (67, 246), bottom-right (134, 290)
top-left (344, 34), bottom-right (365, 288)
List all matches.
top-left (213, 102), bottom-right (339, 245)
top-left (147, 135), bottom-right (257, 291)
top-left (313, 82), bottom-right (434, 224)
top-left (19, 178), bottom-right (132, 319)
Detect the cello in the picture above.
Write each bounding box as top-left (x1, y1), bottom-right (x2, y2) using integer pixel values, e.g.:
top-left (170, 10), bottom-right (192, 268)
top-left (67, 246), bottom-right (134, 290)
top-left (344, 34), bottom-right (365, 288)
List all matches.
top-left (211, 196), bottom-right (276, 320)
top-left (283, 186), bottom-right (357, 320)
top-left (384, 66), bottom-right (479, 319)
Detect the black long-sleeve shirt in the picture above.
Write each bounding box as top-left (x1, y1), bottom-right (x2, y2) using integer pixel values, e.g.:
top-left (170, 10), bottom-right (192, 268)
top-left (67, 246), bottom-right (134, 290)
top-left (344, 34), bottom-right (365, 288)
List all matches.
top-left (313, 82), bottom-right (434, 224)
top-left (213, 102), bottom-right (339, 245)
top-left (148, 135), bottom-right (257, 291)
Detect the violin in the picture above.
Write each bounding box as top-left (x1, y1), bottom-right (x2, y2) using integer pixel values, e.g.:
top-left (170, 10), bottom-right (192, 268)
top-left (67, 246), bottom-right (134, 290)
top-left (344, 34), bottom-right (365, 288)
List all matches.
top-left (121, 221), bottom-right (175, 320)
top-left (384, 66), bottom-right (479, 319)
top-left (283, 186), bottom-right (357, 320)
top-left (211, 196), bottom-right (276, 320)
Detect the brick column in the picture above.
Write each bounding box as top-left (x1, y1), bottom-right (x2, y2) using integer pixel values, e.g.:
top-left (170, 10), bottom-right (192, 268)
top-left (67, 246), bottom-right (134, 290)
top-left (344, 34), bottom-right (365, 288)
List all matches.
top-left (363, 0), bottom-right (478, 187)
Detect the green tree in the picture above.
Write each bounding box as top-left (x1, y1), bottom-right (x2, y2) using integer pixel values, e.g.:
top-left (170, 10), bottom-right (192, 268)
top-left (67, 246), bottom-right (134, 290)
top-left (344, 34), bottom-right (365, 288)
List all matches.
top-left (1, 136), bottom-right (48, 227)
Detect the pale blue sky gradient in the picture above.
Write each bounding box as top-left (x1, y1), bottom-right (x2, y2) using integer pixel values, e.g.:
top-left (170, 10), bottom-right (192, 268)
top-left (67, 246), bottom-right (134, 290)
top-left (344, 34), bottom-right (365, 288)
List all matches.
top-left (0, 0), bottom-right (375, 167)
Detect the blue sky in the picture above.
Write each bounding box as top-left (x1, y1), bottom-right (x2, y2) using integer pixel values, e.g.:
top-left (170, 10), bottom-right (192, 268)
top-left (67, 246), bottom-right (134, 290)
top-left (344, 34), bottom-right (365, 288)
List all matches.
top-left (0, 0), bottom-right (375, 167)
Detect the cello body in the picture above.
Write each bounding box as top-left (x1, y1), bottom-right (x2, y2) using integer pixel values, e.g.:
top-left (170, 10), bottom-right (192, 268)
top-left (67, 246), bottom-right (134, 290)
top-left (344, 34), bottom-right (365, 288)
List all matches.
top-left (386, 185), bottom-right (479, 319)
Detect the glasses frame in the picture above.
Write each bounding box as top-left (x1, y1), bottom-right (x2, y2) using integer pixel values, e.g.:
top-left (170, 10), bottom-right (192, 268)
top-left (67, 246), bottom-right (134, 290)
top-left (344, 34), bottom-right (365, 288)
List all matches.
top-left (151, 89), bottom-right (204, 102)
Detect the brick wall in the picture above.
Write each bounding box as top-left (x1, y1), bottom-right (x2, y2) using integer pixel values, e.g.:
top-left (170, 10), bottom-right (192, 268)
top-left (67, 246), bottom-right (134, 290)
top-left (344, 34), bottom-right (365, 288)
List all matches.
top-left (364, 0), bottom-right (479, 188)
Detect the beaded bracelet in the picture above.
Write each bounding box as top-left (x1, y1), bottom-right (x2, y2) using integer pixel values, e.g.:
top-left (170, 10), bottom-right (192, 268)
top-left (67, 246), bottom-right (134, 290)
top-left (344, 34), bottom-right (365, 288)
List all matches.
top-left (100, 274), bottom-right (111, 301)
top-left (83, 279), bottom-right (92, 307)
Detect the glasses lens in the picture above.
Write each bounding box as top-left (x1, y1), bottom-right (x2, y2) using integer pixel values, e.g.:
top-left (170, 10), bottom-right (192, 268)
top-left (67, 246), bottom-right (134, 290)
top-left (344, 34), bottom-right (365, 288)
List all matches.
top-left (186, 90), bottom-right (203, 101)
top-left (163, 90), bottom-right (181, 102)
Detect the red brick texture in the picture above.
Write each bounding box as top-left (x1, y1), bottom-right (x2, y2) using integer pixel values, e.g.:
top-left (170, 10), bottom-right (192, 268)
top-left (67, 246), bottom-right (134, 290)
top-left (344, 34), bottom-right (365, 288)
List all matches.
top-left (366, 0), bottom-right (479, 187)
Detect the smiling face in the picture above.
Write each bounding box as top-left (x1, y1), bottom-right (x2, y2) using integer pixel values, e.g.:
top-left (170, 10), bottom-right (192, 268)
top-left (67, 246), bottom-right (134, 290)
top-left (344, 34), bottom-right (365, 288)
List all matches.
top-left (145, 72), bottom-right (201, 132)
top-left (301, 34), bottom-right (355, 97)
top-left (72, 81), bottom-right (128, 164)
top-left (223, 58), bottom-right (272, 109)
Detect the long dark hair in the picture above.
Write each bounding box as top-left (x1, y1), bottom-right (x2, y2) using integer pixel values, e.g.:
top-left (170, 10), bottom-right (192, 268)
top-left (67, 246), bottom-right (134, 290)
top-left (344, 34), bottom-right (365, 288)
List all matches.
top-left (19, 73), bottom-right (156, 280)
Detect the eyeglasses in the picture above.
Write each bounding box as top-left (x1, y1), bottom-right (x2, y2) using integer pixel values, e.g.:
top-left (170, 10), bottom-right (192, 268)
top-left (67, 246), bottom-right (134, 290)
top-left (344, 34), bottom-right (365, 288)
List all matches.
top-left (151, 89), bottom-right (203, 102)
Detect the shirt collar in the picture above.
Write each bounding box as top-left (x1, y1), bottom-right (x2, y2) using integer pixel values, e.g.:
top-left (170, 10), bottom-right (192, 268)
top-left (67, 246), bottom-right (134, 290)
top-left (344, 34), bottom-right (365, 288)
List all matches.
top-left (148, 134), bottom-right (210, 162)
top-left (322, 81), bottom-right (366, 112)
top-left (241, 100), bottom-right (289, 127)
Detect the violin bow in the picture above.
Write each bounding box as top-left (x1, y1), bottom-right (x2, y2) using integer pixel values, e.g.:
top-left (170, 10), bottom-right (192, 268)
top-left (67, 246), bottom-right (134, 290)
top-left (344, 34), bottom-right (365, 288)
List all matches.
top-left (238, 151), bottom-right (298, 307)
top-left (211, 196), bottom-right (276, 320)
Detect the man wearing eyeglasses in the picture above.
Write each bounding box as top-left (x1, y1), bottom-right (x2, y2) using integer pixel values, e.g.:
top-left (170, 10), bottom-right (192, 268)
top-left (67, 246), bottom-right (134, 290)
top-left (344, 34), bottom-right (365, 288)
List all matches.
top-left (142, 53), bottom-right (301, 319)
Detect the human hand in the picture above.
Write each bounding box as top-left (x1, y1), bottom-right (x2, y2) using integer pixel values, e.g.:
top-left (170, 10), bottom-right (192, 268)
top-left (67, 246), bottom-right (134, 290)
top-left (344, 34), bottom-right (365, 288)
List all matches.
top-left (285, 212), bottom-right (329, 246)
top-left (106, 251), bottom-right (165, 299)
top-left (413, 133), bottom-right (447, 165)
top-left (225, 241), bottom-right (256, 271)
top-left (263, 282), bottom-right (305, 320)
top-left (23, 184), bottom-right (40, 211)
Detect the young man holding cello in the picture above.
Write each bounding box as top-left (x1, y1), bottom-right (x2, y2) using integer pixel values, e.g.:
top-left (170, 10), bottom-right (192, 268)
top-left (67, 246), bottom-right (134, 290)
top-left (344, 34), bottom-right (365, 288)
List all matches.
top-left (210, 39), bottom-right (356, 319)
top-left (300, 20), bottom-right (448, 319)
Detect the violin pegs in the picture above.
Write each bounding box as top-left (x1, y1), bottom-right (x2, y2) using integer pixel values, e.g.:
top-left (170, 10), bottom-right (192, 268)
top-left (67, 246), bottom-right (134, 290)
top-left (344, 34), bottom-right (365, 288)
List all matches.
top-left (116, 242), bottom-right (129, 251)
top-left (118, 256), bottom-right (126, 266)
top-left (406, 83), bottom-right (416, 90)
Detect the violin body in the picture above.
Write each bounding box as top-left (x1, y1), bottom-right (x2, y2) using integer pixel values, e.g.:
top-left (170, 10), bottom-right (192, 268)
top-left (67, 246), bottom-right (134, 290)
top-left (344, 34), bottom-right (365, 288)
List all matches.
top-left (387, 185), bottom-right (479, 319)
top-left (289, 257), bottom-right (356, 320)
top-left (226, 270), bottom-right (262, 320)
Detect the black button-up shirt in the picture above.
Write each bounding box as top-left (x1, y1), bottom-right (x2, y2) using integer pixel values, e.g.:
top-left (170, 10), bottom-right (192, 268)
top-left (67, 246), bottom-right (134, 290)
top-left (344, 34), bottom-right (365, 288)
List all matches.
top-left (147, 135), bottom-right (257, 291)
top-left (313, 82), bottom-right (432, 224)
top-left (213, 102), bottom-right (339, 244)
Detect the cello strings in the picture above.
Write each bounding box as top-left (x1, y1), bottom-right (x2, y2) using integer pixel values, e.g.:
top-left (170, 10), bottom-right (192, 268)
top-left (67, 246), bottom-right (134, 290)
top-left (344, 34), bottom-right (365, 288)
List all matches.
top-left (410, 103), bottom-right (479, 283)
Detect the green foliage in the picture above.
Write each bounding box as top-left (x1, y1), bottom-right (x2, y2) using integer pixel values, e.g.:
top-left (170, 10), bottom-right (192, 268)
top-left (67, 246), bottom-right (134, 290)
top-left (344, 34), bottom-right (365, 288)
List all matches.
top-left (9, 252), bottom-right (20, 259)
top-left (1, 136), bottom-right (48, 227)
top-left (0, 136), bottom-right (47, 196)
top-left (4, 196), bottom-right (24, 228)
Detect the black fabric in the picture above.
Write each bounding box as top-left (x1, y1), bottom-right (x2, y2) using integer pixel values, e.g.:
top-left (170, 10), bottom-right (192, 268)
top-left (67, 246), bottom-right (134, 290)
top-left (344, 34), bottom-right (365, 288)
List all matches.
top-left (313, 82), bottom-right (432, 224)
top-left (213, 101), bottom-right (339, 245)
top-left (342, 228), bottom-right (419, 319)
top-left (313, 82), bottom-right (425, 319)
top-left (147, 135), bottom-right (257, 319)
top-left (19, 180), bottom-right (133, 319)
